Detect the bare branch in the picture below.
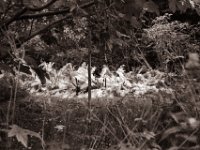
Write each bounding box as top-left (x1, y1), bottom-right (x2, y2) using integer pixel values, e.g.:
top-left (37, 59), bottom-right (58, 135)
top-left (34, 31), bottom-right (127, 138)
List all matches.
top-left (23, 0), bottom-right (58, 11)
top-left (17, 13), bottom-right (72, 47)
top-left (18, 9), bottom-right (70, 20)
top-left (18, 1), bottom-right (95, 20)
top-left (0, 1), bottom-right (95, 28)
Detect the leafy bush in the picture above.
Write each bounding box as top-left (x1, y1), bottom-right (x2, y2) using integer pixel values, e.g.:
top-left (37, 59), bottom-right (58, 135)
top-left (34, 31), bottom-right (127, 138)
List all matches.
top-left (143, 13), bottom-right (200, 72)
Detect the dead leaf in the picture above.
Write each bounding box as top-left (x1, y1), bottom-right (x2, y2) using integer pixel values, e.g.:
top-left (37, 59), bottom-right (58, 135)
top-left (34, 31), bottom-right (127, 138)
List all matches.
top-left (69, 2), bottom-right (77, 12)
top-left (143, 0), bottom-right (160, 15)
top-left (130, 16), bottom-right (141, 28)
top-left (142, 130), bottom-right (156, 140)
top-left (185, 53), bottom-right (200, 69)
top-left (168, 0), bottom-right (177, 13)
top-left (160, 126), bottom-right (182, 141)
top-left (54, 125), bottom-right (65, 132)
top-left (169, 112), bottom-right (186, 123)
top-left (107, 40), bottom-right (113, 51)
top-left (116, 31), bottom-right (130, 38)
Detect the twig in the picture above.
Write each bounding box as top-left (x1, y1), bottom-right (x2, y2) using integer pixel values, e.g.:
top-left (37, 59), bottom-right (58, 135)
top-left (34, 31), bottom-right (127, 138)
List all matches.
top-left (17, 14), bottom-right (72, 47)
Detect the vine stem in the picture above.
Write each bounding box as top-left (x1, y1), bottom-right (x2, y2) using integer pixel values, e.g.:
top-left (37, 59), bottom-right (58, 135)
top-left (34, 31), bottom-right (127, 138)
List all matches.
top-left (88, 30), bottom-right (92, 121)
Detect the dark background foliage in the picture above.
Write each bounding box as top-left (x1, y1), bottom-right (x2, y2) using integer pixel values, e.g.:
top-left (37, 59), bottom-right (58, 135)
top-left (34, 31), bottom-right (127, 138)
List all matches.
top-left (0, 0), bottom-right (200, 79)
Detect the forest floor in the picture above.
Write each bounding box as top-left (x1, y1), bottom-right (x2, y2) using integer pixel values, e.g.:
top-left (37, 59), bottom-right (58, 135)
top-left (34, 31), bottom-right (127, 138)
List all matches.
top-left (0, 65), bottom-right (200, 150)
top-left (0, 77), bottom-right (200, 150)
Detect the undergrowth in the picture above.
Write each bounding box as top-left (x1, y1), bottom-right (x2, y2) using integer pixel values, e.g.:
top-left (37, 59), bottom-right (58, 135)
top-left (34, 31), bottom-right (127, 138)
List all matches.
top-left (0, 53), bottom-right (200, 150)
top-left (1, 85), bottom-right (200, 150)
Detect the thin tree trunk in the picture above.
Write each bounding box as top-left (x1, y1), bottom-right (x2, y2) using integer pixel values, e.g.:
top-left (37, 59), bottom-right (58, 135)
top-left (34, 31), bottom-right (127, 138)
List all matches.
top-left (88, 30), bottom-right (92, 113)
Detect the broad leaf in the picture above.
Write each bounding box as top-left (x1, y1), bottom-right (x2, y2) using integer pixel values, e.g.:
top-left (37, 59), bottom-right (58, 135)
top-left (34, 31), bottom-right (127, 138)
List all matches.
top-left (8, 125), bottom-right (29, 147)
top-left (8, 124), bottom-right (45, 148)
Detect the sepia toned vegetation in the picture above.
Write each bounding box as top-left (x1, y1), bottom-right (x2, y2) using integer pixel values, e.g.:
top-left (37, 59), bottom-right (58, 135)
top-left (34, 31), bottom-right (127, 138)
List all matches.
top-left (0, 0), bottom-right (200, 149)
